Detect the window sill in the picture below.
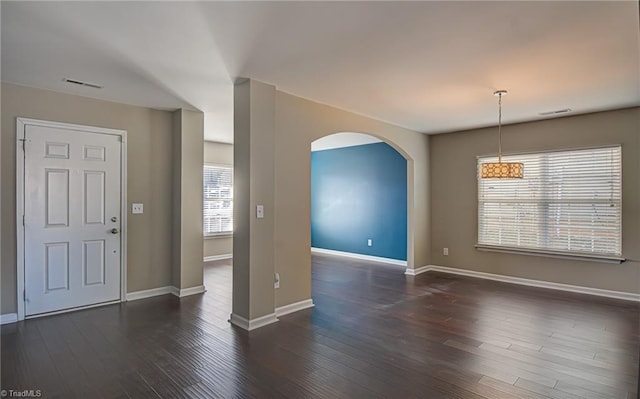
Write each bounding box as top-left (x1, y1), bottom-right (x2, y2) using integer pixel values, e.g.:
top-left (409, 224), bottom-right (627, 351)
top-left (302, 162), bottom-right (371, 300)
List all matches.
top-left (475, 244), bottom-right (625, 264)
top-left (205, 233), bottom-right (233, 239)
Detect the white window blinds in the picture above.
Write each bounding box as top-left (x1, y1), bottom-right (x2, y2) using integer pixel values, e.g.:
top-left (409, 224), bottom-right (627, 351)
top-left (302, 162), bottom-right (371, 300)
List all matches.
top-left (478, 146), bottom-right (621, 257)
top-left (203, 165), bottom-right (233, 235)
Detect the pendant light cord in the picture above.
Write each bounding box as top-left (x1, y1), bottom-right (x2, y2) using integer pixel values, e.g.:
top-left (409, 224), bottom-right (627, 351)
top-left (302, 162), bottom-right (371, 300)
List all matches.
top-left (497, 93), bottom-right (503, 163)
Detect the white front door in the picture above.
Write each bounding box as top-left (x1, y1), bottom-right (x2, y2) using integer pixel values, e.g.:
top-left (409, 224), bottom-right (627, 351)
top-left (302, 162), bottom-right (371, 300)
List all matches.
top-left (23, 123), bottom-right (122, 316)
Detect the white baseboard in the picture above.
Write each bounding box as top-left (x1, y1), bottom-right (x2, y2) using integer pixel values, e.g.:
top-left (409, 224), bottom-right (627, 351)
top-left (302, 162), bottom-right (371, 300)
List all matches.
top-left (204, 254), bottom-right (232, 262)
top-left (5, 284), bottom-right (208, 323)
top-left (404, 265), bottom-right (431, 276)
top-left (421, 264), bottom-right (640, 302)
top-left (127, 285), bottom-right (206, 300)
top-left (126, 286), bottom-right (175, 301)
top-left (1, 313), bottom-right (18, 325)
top-left (175, 285), bottom-right (206, 297)
top-left (311, 247), bottom-right (407, 267)
top-left (26, 300), bottom-right (122, 320)
top-left (275, 299), bottom-right (315, 317)
top-left (229, 312), bottom-right (279, 331)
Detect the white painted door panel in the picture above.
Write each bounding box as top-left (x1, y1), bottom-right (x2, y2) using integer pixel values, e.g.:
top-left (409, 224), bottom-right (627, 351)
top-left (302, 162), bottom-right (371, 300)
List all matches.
top-left (24, 125), bottom-right (121, 316)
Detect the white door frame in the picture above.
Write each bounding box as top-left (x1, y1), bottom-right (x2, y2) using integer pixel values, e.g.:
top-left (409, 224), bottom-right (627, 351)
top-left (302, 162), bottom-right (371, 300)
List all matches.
top-left (16, 118), bottom-right (128, 321)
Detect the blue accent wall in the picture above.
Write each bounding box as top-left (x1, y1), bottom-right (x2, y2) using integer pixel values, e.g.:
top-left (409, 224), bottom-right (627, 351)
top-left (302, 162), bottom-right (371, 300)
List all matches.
top-left (311, 142), bottom-right (407, 261)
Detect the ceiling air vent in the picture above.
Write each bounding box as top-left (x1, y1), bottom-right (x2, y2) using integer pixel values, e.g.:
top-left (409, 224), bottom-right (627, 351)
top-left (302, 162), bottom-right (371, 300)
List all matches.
top-left (62, 78), bottom-right (103, 89)
top-left (538, 108), bottom-right (571, 116)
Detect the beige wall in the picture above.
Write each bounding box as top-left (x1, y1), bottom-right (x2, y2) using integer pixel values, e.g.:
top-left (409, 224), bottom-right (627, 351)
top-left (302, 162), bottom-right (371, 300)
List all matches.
top-left (172, 109), bottom-right (204, 289)
top-left (205, 141), bottom-right (233, 164)
top-left (1, 83), bottom-right (175, 314)
top-left (204, 141), bottom-right (233, 258)
top-left (232, 79), bottom-right (277, 320)
top-left (273, 90), bottom-right (430, 308)
top-left (430, 107), bottom-right (640, 294)
top-left (172, 111), bottom-right (183, 287)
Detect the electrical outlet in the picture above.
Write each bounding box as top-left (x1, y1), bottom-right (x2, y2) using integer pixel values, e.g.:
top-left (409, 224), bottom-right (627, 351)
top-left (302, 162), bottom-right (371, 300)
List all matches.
top-left (443, 247), bottom-right (449, 256)
top-left (367, 239), bottom-right (372, 247)
top-left (274, 273), bottom-right (280, 289)
top-left (132, 203), bottom-right (144, 214)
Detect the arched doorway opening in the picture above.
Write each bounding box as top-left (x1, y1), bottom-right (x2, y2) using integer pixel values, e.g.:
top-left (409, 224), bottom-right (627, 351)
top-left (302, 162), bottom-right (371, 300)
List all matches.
top-left (310, 132), bottom-right (410, 267)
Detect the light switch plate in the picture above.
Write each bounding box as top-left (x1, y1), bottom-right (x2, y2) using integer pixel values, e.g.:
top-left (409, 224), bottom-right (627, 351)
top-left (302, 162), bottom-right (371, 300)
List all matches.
top-left (132, 203), bottom-right (144, 214)
top-left (256, 205), bottom-right (264, 219)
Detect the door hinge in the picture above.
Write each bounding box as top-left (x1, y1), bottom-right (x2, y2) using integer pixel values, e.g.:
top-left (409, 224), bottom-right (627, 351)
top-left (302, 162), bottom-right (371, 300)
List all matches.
top-left (23, 289), bottom-right (26, 301)
top-left (22, 215), bottom-right (25, 226)
top-left (19, 138), bottom-right (26, 152)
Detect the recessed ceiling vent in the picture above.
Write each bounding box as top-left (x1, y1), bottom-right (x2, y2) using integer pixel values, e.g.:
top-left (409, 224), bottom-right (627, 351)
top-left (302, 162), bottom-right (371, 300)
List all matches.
top-left (62, 78), bottom-right (103, 89)
top-left (539, 108), bottom-right (571, 116)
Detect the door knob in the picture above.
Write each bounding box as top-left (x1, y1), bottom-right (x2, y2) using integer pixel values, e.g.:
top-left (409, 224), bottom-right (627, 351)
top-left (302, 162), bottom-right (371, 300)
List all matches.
top-left (110, 228), bottom-right (119, 234)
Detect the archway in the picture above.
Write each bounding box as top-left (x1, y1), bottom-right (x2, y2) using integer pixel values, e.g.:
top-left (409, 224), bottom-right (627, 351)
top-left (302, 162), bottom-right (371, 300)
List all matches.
top-left (309, 132), bottom-right (412, 268)
top-left (232, 80), bottom-right (429, 329)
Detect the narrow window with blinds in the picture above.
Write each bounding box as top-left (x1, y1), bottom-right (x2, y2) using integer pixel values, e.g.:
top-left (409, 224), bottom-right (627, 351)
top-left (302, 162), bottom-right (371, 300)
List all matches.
top-left (203, 165), bottom-right (233, 235)
top-left (477, 146), bottom-right (622, 259)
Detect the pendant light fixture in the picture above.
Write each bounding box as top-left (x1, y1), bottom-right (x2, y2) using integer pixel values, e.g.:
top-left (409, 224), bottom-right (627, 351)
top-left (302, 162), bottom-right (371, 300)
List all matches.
top-left (480, 90), bottom-right (523, 178)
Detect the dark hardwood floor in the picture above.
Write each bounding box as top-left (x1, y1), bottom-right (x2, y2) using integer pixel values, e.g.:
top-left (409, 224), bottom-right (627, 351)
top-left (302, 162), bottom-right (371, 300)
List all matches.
top-left (2, 254), bottom-right (638, 398)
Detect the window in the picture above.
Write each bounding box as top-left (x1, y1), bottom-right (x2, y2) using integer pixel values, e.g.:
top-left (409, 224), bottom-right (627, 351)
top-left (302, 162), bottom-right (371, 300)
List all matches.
top-left (203, 164), bottom-right (233, 235)
top-left (477, 146), bottom-right (622, 258)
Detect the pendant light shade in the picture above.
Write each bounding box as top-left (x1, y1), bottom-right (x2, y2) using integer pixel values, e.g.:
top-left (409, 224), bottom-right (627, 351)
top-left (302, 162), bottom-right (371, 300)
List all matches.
top-left (480, 90), bottom-right (523, 179)
top-left (480, 161), bottom-right (523, 178)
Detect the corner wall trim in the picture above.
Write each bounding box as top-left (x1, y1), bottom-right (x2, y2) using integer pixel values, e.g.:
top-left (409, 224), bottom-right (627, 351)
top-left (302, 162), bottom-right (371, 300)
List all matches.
top-left (174, 285), bottom-right (206, 298)
top-left (229, 312), bottom-right (279, 331)
top-left (126, 286), bottom-right (175, 301)
top-left (1, 313), bottom-right (18, 325)
top-left (311, 247), bottom-right (407, 267)
top-left (204, 254), bottom-right (232, 262)
top-left (275, 299), bottom-right (315, 317)
top-left (422, 265), bottom-right (640, 302)
top-left (404, 265), bottom-right (430, 276)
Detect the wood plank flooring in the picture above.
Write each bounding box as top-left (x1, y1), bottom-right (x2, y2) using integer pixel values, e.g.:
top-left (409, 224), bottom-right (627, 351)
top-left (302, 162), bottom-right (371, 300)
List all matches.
top-left (2, 254), bottom-right (638, 398)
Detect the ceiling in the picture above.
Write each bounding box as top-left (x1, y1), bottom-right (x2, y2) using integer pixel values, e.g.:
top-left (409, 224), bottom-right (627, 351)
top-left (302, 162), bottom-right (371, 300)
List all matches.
top-left (2, 1), bottom-right (639, 143)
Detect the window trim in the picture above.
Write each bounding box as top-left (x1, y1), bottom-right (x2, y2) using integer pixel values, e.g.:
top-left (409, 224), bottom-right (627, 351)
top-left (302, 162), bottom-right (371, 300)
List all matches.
top-left (476, 145), bottom-right (623, 262)
top-left (205, 232), bottom-right (233, 239)
top-left (203, 163), bottom-right (233, 237)
top-left (475, 244), bottom-right (625, 264)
